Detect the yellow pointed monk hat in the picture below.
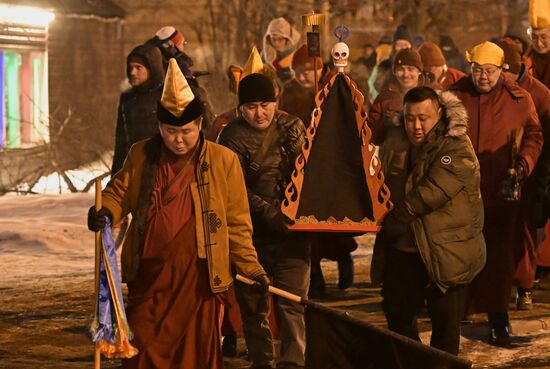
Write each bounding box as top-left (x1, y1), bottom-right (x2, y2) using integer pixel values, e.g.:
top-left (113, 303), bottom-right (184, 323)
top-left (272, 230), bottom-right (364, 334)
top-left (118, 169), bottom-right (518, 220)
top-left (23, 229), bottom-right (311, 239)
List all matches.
top-left (465, 41), bottom-right (504, 67)
top-left (376, 43), bottom-right (392, 64)
top-left (158, 58), bottom-right (203, 126)
top-left (530, 0), bottom-right (550, 29)
top-left (241, 46), bottom-right (264, 80)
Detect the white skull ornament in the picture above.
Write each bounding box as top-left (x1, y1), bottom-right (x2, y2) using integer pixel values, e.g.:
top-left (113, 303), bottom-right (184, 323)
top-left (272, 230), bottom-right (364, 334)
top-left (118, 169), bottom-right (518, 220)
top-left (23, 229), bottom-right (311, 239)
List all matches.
top-left (331, 42), bottom-right (349, 72)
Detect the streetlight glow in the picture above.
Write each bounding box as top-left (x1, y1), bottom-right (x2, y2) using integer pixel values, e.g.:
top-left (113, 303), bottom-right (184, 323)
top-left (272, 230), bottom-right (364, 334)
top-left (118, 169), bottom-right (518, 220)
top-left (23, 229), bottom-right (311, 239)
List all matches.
top-left (0, 5), bottom-right (55, 27)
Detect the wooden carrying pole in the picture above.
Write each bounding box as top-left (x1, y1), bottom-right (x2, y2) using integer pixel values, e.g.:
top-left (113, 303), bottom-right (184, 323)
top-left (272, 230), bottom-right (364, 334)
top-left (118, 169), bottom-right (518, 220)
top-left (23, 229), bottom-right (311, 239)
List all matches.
top-left (301, 12), bottom-right (326, 93)
top-left (94, 179), bottom-right (102, 369)
top-left (235, 274), bottom-right (302, 303)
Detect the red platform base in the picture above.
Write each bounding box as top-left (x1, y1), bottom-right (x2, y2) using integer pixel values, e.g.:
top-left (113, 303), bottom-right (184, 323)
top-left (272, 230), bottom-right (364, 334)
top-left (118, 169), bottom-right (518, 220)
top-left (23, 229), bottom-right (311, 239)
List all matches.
top-left (288, 223), bottom-right (380, 233)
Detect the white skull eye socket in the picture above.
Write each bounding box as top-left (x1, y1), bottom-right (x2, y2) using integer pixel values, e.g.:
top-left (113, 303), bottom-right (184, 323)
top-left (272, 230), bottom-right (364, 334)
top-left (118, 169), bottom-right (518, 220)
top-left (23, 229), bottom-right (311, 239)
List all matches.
top-left (341, 52), bottom-right (347, 57)
top-left (334, 52), bottom-right (340, 57)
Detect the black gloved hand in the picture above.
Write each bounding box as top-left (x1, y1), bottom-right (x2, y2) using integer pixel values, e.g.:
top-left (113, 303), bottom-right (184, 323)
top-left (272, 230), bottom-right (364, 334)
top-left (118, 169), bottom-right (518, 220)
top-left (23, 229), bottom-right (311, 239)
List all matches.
top-left (381, 209), bottom-right (407, 243)
top-left (250, 274), bottom-right (271, 294)
top-left (381, 201), bottom-right (416, 242)
top-left (87, 206), bottom-right (112, 232)
top-left (271, 211), bottom-right (295, 235)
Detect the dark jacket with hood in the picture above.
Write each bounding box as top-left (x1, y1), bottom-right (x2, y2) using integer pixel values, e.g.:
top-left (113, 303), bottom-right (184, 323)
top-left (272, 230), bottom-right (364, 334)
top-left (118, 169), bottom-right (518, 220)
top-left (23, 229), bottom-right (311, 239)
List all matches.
top-left (144, 36), bottom-right (216, 133)
top-left (218, 111), bottom-right (306, 245)
top-left (145, 36), bottom-right (195, 81)
top-left (372, 91), bottom-right (486, 293)
top-left (111, 44), bottom-right (164, 176)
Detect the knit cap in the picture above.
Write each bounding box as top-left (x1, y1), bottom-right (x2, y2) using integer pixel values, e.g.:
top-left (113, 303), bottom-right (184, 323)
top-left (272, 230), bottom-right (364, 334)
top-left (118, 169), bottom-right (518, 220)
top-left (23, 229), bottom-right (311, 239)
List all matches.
top-left (418, 42), bottom-right (446, 67)
top-left (393, 48), bottom-right (423, 72)
top-left (238, 73), bottom-right (277, 106)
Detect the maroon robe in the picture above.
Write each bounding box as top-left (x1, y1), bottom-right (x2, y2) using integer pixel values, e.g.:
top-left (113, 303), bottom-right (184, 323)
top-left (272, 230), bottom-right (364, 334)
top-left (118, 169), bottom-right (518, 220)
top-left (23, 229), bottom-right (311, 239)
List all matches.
top-left (524, 48), bottom-right (550, 269)
top-left (450, 75), bottom-right (542, 313)
top-left (122, 148), bottom-right (224, 369)
top-left (525, 46), bottom-right (550, 90)
top-left (279, 79), bottom-right (317, 125)
top-left (441, 67), bottom-right (465, 90)
top-left (204, 109), bottom-right (237, 142)
top-left (515, 71), bottom-right (550, 288)
top-left (537, 225), bottom-right (550, 267)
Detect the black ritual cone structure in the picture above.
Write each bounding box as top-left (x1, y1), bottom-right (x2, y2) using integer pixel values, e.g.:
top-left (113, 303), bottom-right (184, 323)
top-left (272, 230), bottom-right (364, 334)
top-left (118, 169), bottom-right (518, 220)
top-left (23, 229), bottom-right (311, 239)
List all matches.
top-left (282, 73), bottom-right (391, 232)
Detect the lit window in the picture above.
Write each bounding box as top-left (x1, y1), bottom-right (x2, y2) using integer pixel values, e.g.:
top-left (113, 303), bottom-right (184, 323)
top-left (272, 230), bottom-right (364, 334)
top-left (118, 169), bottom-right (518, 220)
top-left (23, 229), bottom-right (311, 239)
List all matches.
top-left (0, 6), bottom-right (54, 148)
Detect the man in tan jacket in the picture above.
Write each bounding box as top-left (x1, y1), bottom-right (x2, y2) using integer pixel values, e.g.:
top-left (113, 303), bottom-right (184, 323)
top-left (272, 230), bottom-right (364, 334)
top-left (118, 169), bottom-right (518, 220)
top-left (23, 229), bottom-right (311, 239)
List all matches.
top-left (87, 59), bottom-right (267, 369)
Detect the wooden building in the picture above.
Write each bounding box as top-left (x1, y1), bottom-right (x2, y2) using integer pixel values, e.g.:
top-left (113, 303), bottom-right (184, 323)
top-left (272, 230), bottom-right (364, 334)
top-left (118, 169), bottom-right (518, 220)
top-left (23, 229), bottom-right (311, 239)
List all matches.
top-left (0, 0), bottom-right (125, 192)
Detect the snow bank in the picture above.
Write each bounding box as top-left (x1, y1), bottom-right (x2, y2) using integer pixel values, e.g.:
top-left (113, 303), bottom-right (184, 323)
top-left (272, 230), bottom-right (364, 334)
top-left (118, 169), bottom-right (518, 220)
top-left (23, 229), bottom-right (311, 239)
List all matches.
top-left (0, 193), bottom-right (96, 285)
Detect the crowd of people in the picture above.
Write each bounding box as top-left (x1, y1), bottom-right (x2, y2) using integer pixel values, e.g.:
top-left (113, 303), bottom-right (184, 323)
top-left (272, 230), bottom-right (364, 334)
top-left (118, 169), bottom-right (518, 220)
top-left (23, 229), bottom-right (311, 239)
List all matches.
top-left (86, 0), bottom-right (550, 367)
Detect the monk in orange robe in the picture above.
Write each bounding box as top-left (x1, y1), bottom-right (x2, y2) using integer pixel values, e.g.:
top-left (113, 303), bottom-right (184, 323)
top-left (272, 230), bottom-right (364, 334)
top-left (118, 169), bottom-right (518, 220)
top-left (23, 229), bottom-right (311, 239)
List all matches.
top-left (88, 59), bottom-right (268, 368)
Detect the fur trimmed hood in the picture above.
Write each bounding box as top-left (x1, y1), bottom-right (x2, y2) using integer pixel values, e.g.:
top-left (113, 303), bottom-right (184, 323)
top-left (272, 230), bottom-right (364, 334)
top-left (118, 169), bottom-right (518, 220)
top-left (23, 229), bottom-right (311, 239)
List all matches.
top-left (439, 90), bottom-right (469, 137)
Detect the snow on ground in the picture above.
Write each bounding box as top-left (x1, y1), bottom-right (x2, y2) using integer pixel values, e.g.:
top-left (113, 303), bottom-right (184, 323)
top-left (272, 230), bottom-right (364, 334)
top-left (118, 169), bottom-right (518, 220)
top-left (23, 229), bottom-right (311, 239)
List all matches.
top-left (15, 152), bottom-right (112, 195)
top-left (0, 193), bottom-right (96, 286)
top-left (2, 194), bottom-right (550, 368)
top-left (1, 154), bottom-right (112, 285)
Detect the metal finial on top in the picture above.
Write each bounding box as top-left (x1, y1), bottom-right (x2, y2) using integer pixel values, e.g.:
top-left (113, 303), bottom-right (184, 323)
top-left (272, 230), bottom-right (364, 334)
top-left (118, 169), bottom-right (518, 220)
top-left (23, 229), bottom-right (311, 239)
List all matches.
top-left (333, 24), bottom-right (350, 42)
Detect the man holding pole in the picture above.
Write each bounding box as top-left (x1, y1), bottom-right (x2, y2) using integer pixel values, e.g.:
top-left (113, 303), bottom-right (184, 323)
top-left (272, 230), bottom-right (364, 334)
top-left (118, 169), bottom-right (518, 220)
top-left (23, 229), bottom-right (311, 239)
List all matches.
top-left (87, 59), bottom-right (268, 369)
top-left (219, 73), bottom-right (309, 369)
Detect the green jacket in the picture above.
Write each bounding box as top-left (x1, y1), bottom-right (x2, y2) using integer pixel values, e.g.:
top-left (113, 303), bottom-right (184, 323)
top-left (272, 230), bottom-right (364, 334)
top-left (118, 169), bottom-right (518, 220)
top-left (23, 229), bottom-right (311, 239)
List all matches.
top-left (376, 91), bottom-right (486, 292)
top-left (102, 134), bottom-right (266, 293)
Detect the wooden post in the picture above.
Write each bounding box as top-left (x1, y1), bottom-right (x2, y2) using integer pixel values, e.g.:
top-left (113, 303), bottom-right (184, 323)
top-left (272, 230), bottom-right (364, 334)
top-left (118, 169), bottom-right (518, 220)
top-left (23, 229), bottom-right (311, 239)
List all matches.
top-left (94, 179), bottom-right (102, 369)
top-left (313, 24), bottom-right (319, 93)
top-left (301, 12), bottom-right (326, 93)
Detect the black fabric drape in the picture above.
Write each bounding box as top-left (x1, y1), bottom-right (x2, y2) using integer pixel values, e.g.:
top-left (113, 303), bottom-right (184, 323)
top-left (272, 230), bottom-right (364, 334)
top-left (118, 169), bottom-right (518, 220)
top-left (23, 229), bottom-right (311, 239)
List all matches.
top-left (297, 75), bottom-right (373, 222)
top-left (305, 300), bottom-right (472, 369)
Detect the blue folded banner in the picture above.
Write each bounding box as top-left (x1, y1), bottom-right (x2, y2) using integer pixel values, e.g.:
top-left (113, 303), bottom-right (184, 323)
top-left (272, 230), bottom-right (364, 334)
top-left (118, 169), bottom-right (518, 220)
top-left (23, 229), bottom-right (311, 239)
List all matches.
top-left (90, 217), bottom-right (138, 358)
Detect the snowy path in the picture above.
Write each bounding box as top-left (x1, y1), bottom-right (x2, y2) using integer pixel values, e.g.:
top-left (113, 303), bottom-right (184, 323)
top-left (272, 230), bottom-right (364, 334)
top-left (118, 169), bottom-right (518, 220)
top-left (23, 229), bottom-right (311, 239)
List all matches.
top-left (1, 194), bottom-right (550, 368)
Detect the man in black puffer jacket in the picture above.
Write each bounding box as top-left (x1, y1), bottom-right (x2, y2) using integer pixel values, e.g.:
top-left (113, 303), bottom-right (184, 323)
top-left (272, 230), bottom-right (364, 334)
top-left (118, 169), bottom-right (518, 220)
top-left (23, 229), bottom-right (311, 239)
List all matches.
top-left (219, 73), bottom-right (309, 369)
top-left (111, 44), bottom-right (164, 176)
